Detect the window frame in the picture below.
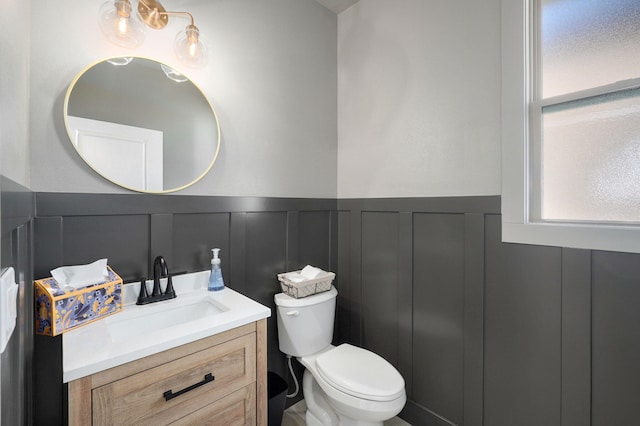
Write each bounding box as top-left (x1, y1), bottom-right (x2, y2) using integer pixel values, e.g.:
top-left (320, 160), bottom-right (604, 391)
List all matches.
top-left (501, 0), bottom-right (640, 254)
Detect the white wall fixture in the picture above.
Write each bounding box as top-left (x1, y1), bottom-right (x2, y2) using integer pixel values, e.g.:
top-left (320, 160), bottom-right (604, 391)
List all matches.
top-left (0, 267), bottom-right (18, 353)
top-left (98, 0), bottom-right (208, 68)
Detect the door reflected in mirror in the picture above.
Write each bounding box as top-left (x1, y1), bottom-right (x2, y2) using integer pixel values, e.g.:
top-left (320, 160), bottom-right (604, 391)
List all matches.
top-left (64, 57), bottom-right (220, 193)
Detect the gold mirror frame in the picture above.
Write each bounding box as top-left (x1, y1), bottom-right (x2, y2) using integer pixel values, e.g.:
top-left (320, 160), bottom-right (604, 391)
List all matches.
top-left (63, 56), bottom-right (220, 193)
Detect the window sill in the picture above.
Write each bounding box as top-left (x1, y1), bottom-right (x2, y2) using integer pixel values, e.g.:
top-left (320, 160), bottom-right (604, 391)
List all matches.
top-left (502, 221), bottom-right (640, 254)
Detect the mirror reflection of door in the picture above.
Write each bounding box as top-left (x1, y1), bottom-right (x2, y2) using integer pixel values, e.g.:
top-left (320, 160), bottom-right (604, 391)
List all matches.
top-left (67, 116), bottom-right (163, 191)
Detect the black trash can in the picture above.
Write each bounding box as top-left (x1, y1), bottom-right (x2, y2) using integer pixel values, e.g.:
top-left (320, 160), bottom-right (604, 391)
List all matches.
top-left (268, 371), bottom-right (288, 426)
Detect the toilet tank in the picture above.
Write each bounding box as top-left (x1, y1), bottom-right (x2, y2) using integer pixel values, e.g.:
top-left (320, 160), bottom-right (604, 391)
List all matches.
top-left (274, 286), bottom-right (337, 357)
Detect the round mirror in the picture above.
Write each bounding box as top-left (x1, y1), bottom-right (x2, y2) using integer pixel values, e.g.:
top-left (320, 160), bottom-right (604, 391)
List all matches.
top-left (64, 57), bottom-right (220, 193)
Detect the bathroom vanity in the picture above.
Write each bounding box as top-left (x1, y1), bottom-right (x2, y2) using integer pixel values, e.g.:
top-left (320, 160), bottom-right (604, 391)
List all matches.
top-left (63, 272), bottom-right (271, 425)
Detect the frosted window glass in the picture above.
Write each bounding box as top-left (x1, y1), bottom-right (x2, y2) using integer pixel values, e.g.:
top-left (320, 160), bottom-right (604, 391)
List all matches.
top-left (541, 88), bottom-right (640, 222)
top-left (541, 0), bottom-right (640, 98)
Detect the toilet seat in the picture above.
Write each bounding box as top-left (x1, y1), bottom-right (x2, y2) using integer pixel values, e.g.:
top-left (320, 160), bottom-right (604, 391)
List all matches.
top-left (315, 344), bottom-right (405, 402)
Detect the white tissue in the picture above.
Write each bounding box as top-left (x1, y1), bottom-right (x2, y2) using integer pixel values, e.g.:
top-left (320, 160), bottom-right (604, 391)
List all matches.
top-left (50, 258), bottom-right (109, 289)
top-left (300, 265), bottom-right (323, 279)
top-left (282, 265), bottom-right (325, 283)
top-left (284, 272), bottom-right (306, 283)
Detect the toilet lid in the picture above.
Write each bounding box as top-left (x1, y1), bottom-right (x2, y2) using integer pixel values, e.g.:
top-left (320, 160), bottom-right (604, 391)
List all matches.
top-left (315, 344), bottom-right (405, 401)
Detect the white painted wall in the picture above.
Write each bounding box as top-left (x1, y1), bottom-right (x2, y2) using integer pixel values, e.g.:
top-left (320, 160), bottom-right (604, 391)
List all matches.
top-left (337, 0), bottom-right (502, 198)
top-left (29, 0), bottom-right (337, 197)
top-left (29, 0), bottom-right (502, 198)
top-left (1, 0), bottom-right (30, 188)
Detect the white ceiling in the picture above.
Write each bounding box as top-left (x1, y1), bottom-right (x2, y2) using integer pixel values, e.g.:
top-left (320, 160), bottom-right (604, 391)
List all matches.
top-left (314, 0), bottom-right (360, 14)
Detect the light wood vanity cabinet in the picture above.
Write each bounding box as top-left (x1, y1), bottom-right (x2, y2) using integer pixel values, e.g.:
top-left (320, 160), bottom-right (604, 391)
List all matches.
top-left (68, 320), bottom-right (267, 426)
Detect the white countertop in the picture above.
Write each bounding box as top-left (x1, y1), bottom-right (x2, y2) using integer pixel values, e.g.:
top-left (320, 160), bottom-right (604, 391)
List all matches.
top-left (62, 271), bottom-right (271, 383)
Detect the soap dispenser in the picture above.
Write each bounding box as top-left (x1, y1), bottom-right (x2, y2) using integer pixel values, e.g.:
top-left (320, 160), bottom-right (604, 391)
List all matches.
top-left (208, 248), bottom-right (225, 291)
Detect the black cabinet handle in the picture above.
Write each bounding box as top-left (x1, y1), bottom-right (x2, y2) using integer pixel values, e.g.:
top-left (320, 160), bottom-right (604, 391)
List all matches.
top-left (163, 373), bottom-right (215, 401)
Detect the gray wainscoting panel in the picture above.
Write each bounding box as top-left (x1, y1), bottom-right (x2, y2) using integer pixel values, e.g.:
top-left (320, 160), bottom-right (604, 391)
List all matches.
top-left (244, 211), bottom-right (288, 305)
top-left (560, 248), bottom-right (591, 426)
top-left (33, 217), bottom-right (64, 426)
top-left (1, 177), bottom-right (34, 426)
top-left (230, 212), bottom-right (247, 295)
top-left (150, 213), bottom-right (173, 270)
top-left (591, 251), bottom-right (640, 426)
top-left (398, 212), bottom-right (414, 398)
top-left (29, 192), bottom-right (640, 426)
top-left (337, 210), bottom-right (352, 344)
top-left (484, 214), bottom-right (562, 426)
top-left (61, 215), bottom-right (149, 281)
top-left (298, 210), bottom-right (332, 271)
top-left (361, 212), bottom-right (400, 366)
top-left (337, 197), bottom-right (501, 426)
top-left (413, 213), bottom-right (465, 425)
top-left (35, 193), bottom-right (335, 216)
top-left (172, 212), bottom-right (230, 278)
top-left (463, 213), bottom-right (485, 426)
top-left (245, 211), bottom-right (288, 373)
top-left (286, 211), bottom-right (299, 272)
top-left (348, 208), bottom-right (364, 346)
top-left (1, 223), bottom-right (33, 426)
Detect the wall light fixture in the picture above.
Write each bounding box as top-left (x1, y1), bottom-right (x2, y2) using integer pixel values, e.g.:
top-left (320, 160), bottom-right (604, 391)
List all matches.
top-left (98, 0), bottom-right (208, 68)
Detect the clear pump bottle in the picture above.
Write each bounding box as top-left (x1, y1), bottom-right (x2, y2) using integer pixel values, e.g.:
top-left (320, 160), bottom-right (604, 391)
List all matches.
top-left (208, 248), bottom-right (225, 291)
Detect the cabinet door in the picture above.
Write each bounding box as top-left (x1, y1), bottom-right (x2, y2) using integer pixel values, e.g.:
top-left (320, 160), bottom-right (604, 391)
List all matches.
top-left (173, 383), bottom-right (256, 425)
top-left (92, 333), bottom-right (256, 425)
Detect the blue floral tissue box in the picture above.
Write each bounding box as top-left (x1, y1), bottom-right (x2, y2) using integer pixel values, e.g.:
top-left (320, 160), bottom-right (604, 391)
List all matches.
top-left (34, 266), bottom-right (123, 336)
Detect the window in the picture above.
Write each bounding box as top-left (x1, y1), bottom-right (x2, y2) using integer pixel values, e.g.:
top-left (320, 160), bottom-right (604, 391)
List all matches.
top-left (502, 0), bottom-right (640, 253)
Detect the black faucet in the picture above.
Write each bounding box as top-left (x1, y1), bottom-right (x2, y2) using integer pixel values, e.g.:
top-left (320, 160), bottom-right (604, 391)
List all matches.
top-left (137, 256), bottom-right (177, 305)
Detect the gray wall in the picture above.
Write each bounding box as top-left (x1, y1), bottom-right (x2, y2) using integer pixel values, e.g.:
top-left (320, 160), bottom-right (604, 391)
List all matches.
top-left (20, 191), bottom-right (640, 426)
top-left (0, 177), bottom-right (34, 426)
top-left (338, 197), bottom-right (640, 426)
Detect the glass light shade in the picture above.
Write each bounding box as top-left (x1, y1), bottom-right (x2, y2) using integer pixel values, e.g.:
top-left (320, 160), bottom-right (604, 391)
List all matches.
top-left (174, 25), bottom-right (208, 68)
top-left (98, 0), bottom-right (145, 49)
top-left (160, 64), bottom-right (188, 82)
top-left (107, 57), bottom-right (134, 66)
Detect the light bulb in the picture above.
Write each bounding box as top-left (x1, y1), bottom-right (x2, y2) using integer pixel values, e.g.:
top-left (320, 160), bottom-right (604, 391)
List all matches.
top-left (117, 16), bottom-right (129, 34)
top-left (175, 24), bottom-right (208, 68)
top-left (98, 0), bottom-right (145, 49)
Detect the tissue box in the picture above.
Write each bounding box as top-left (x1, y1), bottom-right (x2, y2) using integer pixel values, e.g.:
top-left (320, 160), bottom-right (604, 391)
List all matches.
top-left (34, 266), bottom-right (123, 336)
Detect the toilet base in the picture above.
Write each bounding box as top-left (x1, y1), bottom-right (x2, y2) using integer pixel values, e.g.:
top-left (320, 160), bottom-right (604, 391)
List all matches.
top-left (303, 370), bottom-right (339, 425)
top-left (302, 370), bottom-right (388, 426)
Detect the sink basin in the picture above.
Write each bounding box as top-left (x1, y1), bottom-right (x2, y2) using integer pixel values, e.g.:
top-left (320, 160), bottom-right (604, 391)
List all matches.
top-left (105, 297), bottom-right (229, 342)
top-left (63, 271), bottom-right (271, 383)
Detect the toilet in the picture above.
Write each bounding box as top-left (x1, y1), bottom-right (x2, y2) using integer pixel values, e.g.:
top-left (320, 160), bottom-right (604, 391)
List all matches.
top-left (275, 286), bottom-right (406, 426)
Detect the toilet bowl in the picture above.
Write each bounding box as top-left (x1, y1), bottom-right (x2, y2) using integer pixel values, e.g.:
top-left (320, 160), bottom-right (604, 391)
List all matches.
top-left (275, 286), bottom-right (406, 425)
top-left (301, 344), bottom-right (406, 425)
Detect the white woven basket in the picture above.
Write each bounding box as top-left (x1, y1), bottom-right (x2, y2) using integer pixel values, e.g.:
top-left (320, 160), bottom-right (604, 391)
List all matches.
top-left (277, 271), bottom-right (335, 299)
